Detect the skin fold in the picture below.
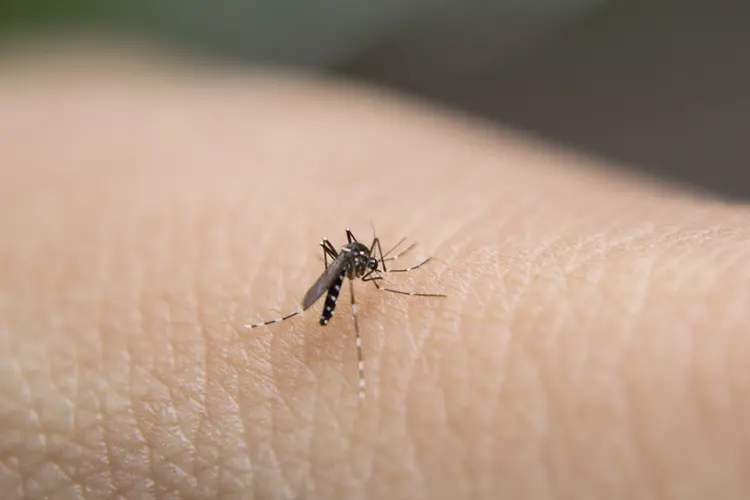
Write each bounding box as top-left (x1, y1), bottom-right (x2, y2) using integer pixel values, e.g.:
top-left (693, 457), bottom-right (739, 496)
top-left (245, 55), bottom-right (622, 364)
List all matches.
top-left (1, 45), bottom-right (749, 500)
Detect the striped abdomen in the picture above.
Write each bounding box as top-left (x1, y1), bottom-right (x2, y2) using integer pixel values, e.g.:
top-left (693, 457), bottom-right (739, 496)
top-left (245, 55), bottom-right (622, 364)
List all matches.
top-left (319, 272), bottom-right (345, 325)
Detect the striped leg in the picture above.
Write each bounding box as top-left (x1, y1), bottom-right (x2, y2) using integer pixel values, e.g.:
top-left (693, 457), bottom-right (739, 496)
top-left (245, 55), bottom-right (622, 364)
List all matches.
top-left (363, 270), bottom-right (446, 298)
top-left (381, 237), bottom-right (418, 263)
top-left (381, 256), bottom-right (434, 274)
top-left (245, 308), bottom-right (305, 329)
top-left (349, 277), bottom-right (366, 403)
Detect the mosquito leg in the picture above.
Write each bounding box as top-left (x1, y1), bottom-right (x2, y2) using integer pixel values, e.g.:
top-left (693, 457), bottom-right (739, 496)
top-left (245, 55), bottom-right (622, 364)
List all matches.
top-left (245, 308), bottom-right (305, 329)
top-left (368, 270), bottom-right (445, 297)
top-left (361, 272), bottom-right (383, 283)
top-left (321, 242), bottom-right (330, 270)
top-left (322, 238), bottom-right (339, 256)
top-left (381, 236), bottom-right (406, 259)
top-left (349, 278), bottom-right (366, 404)
top-left (346, 228), bottom-right (358, 244)
top-left (381, 288), bottom-right (446, 298)
top-left (374, 237), bottom-right (389, 272)
top-left (320, 238), bottom-right (338, 270)
top-left (362, 273), bottom-right (385, 292)
top-left (382, 242), bottom-right (417, 262)
top-left (381, 256), bottom-right (434, 274)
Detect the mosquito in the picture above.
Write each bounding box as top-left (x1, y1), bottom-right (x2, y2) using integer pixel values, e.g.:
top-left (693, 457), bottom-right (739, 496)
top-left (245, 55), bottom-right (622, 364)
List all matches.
top-left (245, 228), bottom-right (445, 403)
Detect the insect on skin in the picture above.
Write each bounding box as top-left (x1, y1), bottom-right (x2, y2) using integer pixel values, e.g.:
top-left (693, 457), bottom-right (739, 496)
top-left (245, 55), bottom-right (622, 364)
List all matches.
top-left (245, 228), bottom-right (445, 403)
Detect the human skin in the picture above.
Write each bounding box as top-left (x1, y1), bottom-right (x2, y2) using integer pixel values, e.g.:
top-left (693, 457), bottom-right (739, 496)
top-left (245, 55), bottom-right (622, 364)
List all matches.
top-left (1, 46), bottom-right (749, 500)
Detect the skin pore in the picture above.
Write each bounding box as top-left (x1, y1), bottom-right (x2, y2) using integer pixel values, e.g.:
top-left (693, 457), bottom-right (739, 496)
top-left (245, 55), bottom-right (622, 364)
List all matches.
top-left (1, 45), bottom-right (749, 499)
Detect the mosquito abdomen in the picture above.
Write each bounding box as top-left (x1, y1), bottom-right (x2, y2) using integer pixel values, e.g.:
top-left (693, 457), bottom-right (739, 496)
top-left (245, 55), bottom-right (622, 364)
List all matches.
top-left (320, 272), bottom-right (345, 325)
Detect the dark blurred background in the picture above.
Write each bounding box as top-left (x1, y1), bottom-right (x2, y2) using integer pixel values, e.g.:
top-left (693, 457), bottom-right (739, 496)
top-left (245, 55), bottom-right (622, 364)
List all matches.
top-left (2, 0), bottom-right (748, 199)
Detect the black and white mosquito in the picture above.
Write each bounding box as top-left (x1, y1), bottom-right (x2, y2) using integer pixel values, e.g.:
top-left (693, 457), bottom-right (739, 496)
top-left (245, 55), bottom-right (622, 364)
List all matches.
top-left (245, 228), bottom-right (445, 403)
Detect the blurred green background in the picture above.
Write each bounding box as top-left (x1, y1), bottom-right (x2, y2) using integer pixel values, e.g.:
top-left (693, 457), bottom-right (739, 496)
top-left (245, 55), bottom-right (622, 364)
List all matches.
top-left (2, 0), bottom-right (748, 199)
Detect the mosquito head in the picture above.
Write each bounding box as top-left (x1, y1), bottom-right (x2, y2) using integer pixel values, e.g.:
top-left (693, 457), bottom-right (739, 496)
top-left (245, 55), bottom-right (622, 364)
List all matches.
top-left (367, 255), bottom-right (379, 271)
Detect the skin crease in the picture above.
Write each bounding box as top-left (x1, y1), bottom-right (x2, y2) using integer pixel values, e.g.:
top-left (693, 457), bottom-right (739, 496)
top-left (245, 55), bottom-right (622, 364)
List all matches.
top-left (1, 45), bottom-right (750, 500)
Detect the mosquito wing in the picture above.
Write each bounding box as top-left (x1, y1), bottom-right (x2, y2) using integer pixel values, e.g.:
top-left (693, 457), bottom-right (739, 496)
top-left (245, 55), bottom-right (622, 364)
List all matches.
top-left (302, 255), bottom-right (349, 309)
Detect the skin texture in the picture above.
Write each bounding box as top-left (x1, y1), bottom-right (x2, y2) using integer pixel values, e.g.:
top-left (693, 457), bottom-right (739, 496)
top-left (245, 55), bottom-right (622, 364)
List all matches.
top-left (1, 45), bottom-right (749, 500)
